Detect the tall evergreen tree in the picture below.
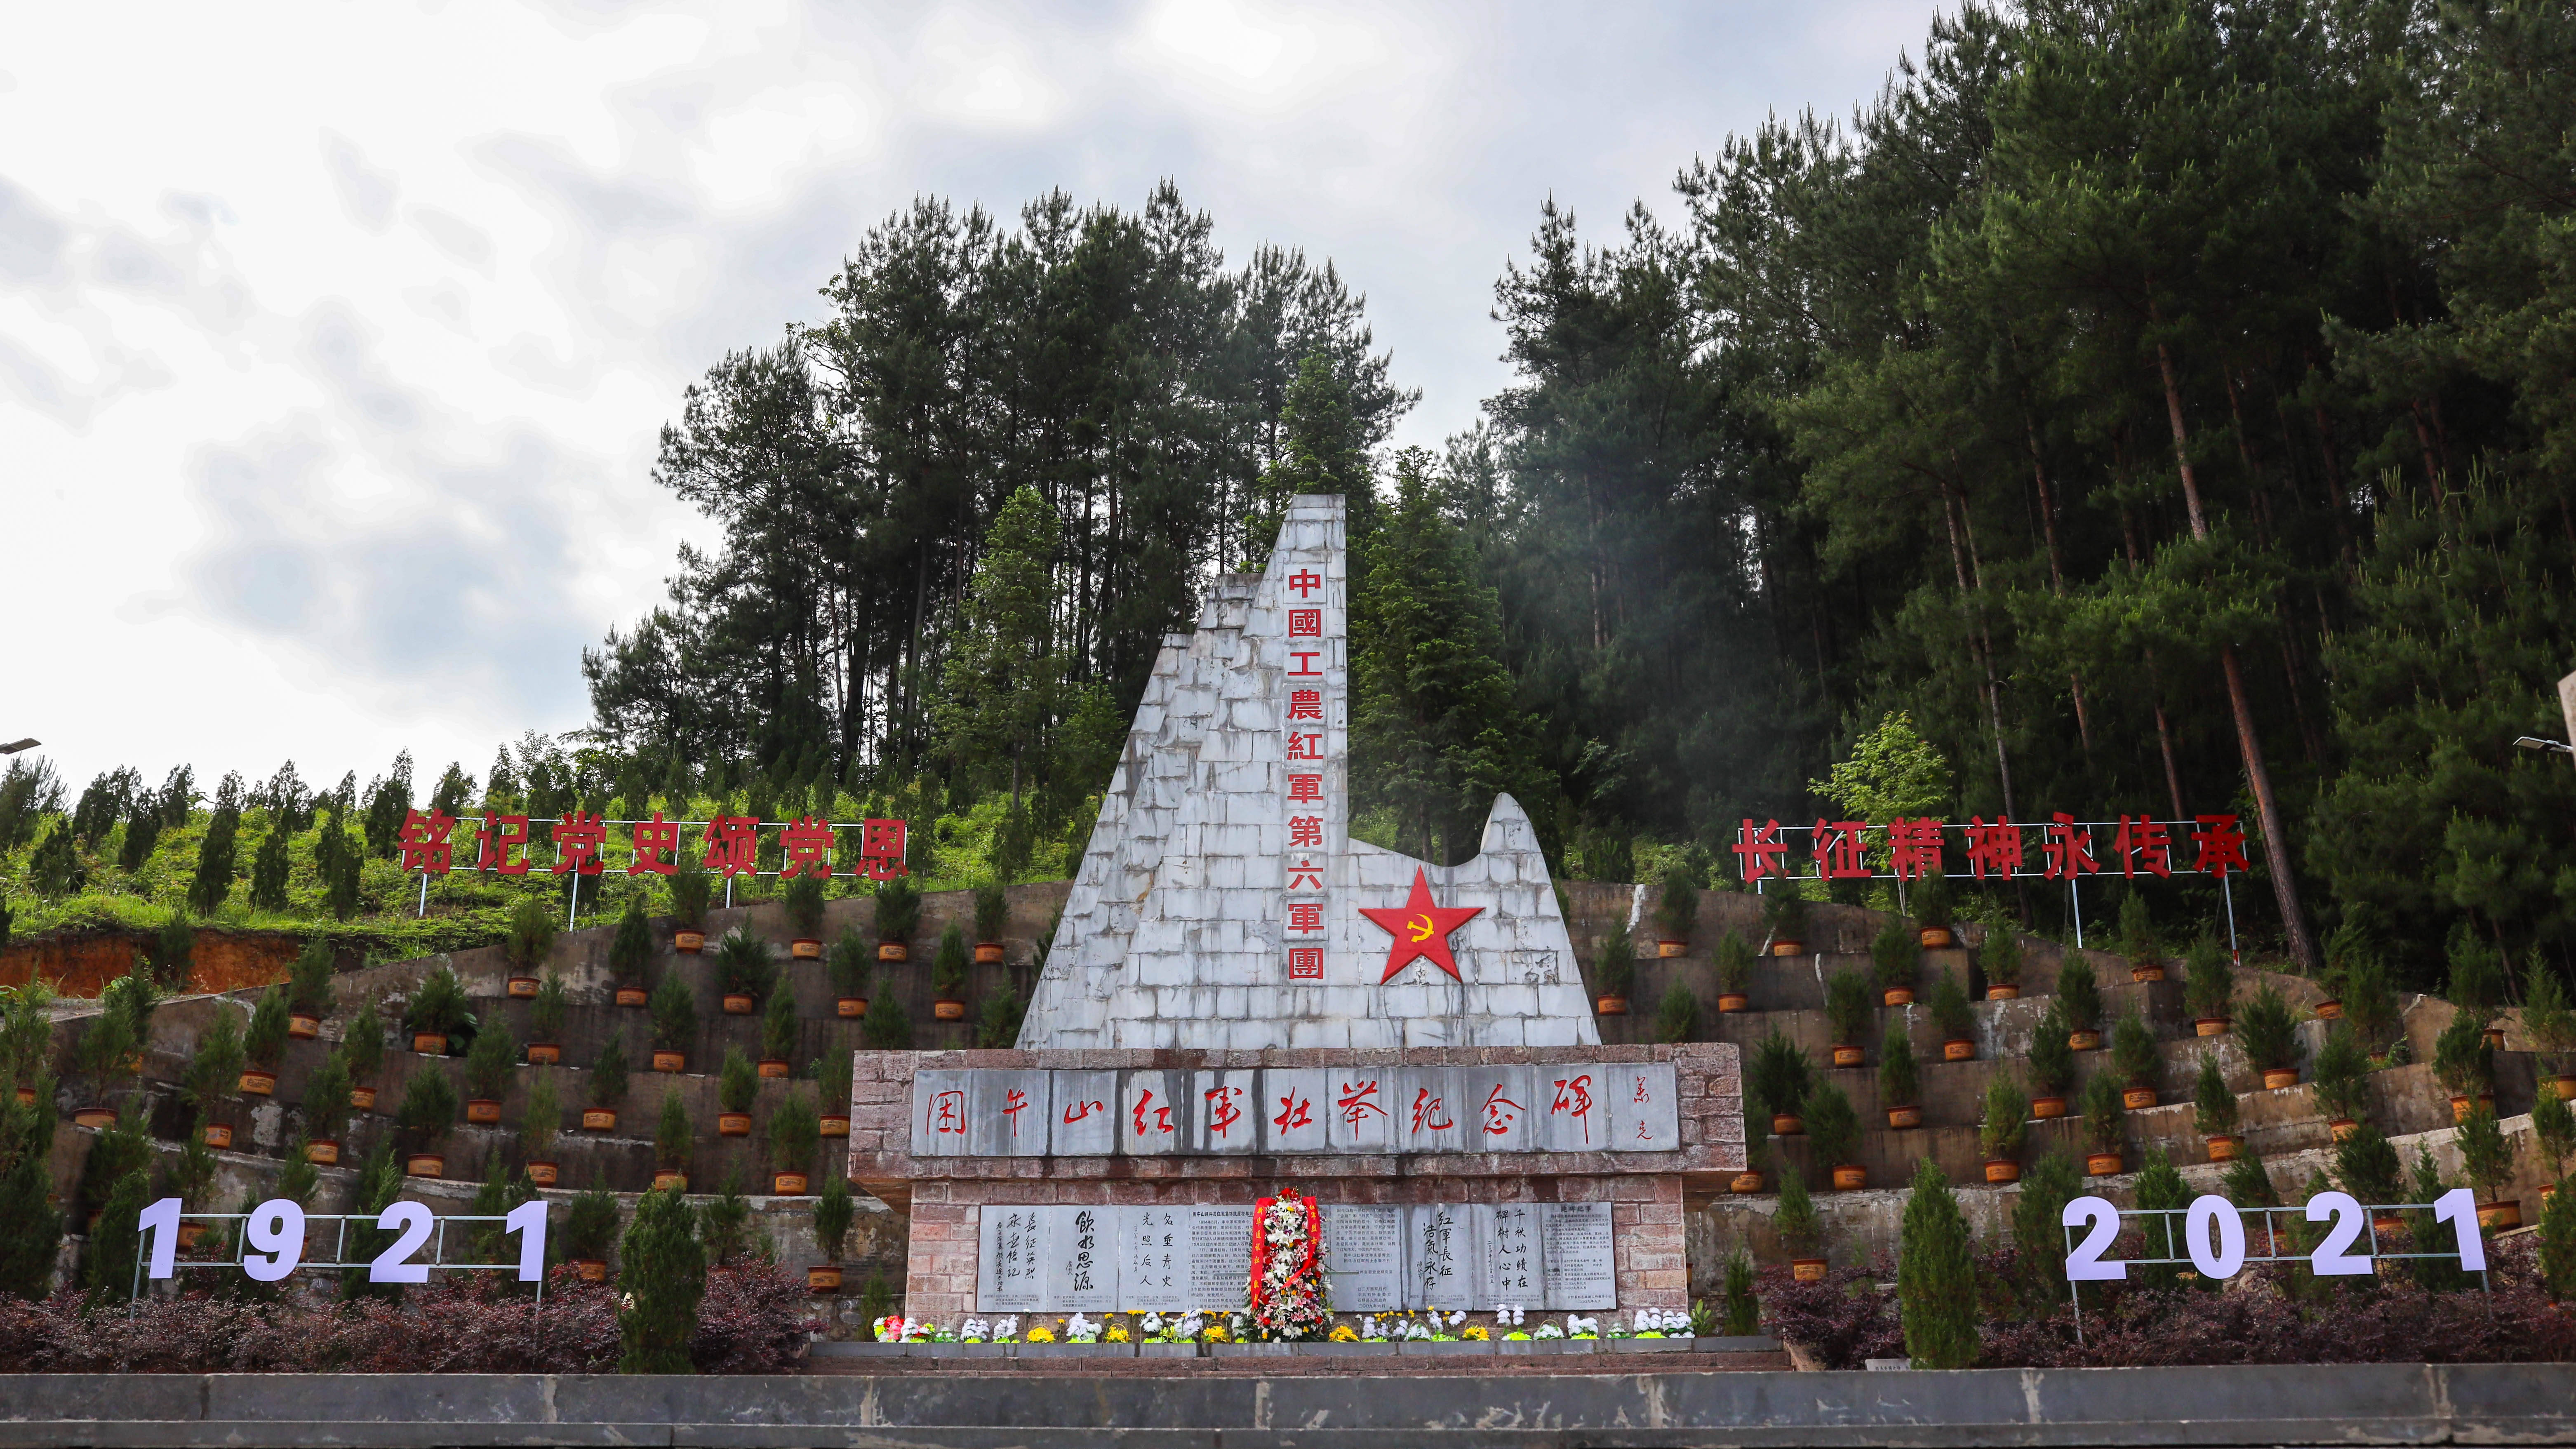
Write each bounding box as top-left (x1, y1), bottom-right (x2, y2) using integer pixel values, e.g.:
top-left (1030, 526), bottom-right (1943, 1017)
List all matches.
top-left (186, 772), bottom-right (245, 916)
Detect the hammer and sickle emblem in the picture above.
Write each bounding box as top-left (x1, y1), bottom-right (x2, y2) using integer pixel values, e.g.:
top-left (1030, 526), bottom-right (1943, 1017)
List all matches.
top-left (1408, 914), bottom-right (1435, 942)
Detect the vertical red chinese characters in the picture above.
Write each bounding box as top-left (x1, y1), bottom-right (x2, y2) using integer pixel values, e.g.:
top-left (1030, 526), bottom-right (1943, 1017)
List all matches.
top-left (1282, 561), bottom-right (1336, 982)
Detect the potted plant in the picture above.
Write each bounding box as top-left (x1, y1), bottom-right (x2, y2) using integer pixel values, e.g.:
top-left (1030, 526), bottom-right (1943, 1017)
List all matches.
top-left (1750, 1031), bottom-right (1814, 1136)
top-left (2533, 1081), bottom-right (2574, 1197)
top-left (2028, 1002), bottom-right (2074, 1118)
top-left (2080, 1071), bottom-right (2126, 1176)
top-left (816, 1049), bottom-right (852, 1138)
top-left (2526, 967), bottom-right (2576, 1101)
top-left (68, 988), bottom-right (139, 1127)
top-left (521, 972), bottom-right (569, 1066)
top-left (563, 1173), bottom-right (620, 1281)
top-left (2316, 916), bottom-right (2371, 1021)
top-left (769, 1085), bottom-right (819, 1195)
top-left (504, 894), bottom-right (559, 997)
top-left (2057, 956), bottom-right (2103, 1049)
top-left (405, 965), bottom-right (470, 1055)
top-left (2334, 1122), bottom-right (2404, 1230)
top-left (974, 882), bottom-right (1010, 964)
top-left (1651, 863), bottom-right (1697, 957)
top-left (1929, 971), bottom-right (1975, 1061)
top-left (181, 1010), bottom-right (246, 1149)
top-left (670, 856), bottom-right (711, 954)
top-left (2111, 1011), bottom-right (2160, 1109)
top-left (1824, 970), bottom-right (1871, 1068)
top-left (1870, 920), bottom-right (1917, 1007)
top-left (286, 938), bottom-right (334, 1038)
top-left (1731, 1139), bottom-right (1771, 1194)
top-left (241, 985), bottom-right (290, 1098)
top-left (2233, 986), bottom-right (2297, 1089)
top-left (463, 1021), bottom-right (515, 1124)
top-left (1775, 1165), bottom-right (1826, 1280)
top-left (2118, 894), bottom-right (2162, 983)
top-left (761, 986), bottom-right (798, 1077)
top-left (585, 1029), bottom-right (628, 1131)
top-left (2193, 1052), bottom-right (2240, 1160)
top-left (521, 1072), bottom-right (561, 1186)
top-left (785, 873), bottom-right (828, 960)
top-left (1762, 889), bottom-right (1809, 957)
top-left (1912, 873), bottom-right (1953, 948)
top-left (715, 927), bottom-right (771, 1015)
top-left (2457, 1101), bottom-right (2519, 1228)
top-left (653, 1087), bottom-right (691, 1191)
top-left (343, 999), bottom-right (384, 1113)
top-left (649, 970), bottom-right (696, 1073)
top-left (1978, 1073), bottom-right (2028, 1182)
top-left (1804, 1083), bottom-right (1862, 1189)
top-left (930, 922), bottom-right (972, 1021)
top-left (2435, 1008), bottom-right (2494, 1121)
top-left (398, 1064), bottom-right (459, 1178)
top-left (2449, 924), bottom-right (2506, 1049)
top-left (2311, 1023), bottom-right (2369, 1140)
top-left (1979, 904), bottom-right (2023, 1000)
top-left (810, 1169), bottom-right (854, 1293)
top-left (719, 1046), bottom-right (757, 1136)
top-left (1591, 914), bottom-right (1634, 1016)
top-left (297, 1048), bottom-right (352, 1164)
top-left (1878, 1020), bottom-right (1920, 1128)
top-left (874, 875), bottom-right (920, 962)
top-left (1713, 933), bottom-right (1753, 1012)
top-left (610, 897), bottom-right (654, 1007)
top-left (2183, 935), bottom-right (2233, 1036)
top-left (828, 926), bottom-right (871, 1019)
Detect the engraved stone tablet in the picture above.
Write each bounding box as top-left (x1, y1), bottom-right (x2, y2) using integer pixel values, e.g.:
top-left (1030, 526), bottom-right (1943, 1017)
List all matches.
top-left (1484, 1202), bottom-right (1545, 1306)
top-left (1534, 1065), bottom-right (1609, 1153)
top-left (1604, 1063), bottom-right (1680, 1152)
top-left (969, 1070), bottom-right (1051, 1157)
top-left (1538, 1201), bottom-right (1616, 1309)
top-left (1395, 1068), bottom-right (1466, 1153)
top-left (1324, 1068), bottom-right (1395, 1153)
top-left (1407, 1202), bottom-right (1482, 1310)
top-left (1049, 1070), bottom-right (1119, 1156)
top-left (1042, 1205), bottom-right (1119, 1311)
top-left (911, 1070), bottom-right (972, 1157)
top-left (1459, 1066), bottom-right (1536, 1152)
top-left (1189, 1070), bottom-right (1259, 1155)
top-left (1118, 1204), bottom-right (1190, 1311)
top-left (1320, 1203), bottom-right (1405, 1312)
top-left (1119, 1070), bottom-right (1186, 1156)
top-left (1259, 1068), bottom-right (1329, 1153)
top-left (1187, 1205), bottom-right (1254, 1308)
top-left (975, 1204), bottom-right (1046, 1313)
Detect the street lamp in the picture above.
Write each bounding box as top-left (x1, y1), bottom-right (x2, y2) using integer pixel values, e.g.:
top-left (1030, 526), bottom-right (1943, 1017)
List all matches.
top-left (2513, 736), bottom-right (2574, 757)
top-left (0, 739), bottom-right (37, 755)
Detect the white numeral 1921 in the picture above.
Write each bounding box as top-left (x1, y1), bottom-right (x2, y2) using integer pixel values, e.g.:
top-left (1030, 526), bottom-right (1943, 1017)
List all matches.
top-left (136, 1199), bottom-right (548, 1282)
top-left (2063, 1188), bottom-right (2484, 1280)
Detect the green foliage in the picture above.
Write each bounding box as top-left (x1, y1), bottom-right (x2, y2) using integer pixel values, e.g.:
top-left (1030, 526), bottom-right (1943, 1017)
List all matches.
top-left (720, 1046), bottom-right (757, 1114)
top-left (1652, 864), bottom-right (1699, 942)
top-left (2342, 954), bottom-right (2403, 1056)
top-left (2536, 1086), bottom-right (2576, 1178)
top-left (812, 1049), bottom-right (852, 1118)
top-left (590, 1028), bottom-right (629, 1109)
top-left (2527, 968), bottom-right (2576, 1066)
top-left (812, 1168), bottom-right (854, 1264)
top-left (2434, 1007), bottom-right (2494, 1097)
top-left (1720, 1249), bottom-right (1759, 1335)
top-left (1772, 1162), bottom-right (1821, 1258)
top-left (1713, 932), bottom-right (1755, 993)
top-left (931, 921), bottom-right (969, 998)
top-left (1928, 971), bottom-right (1973, 1042)
top-left (1801, 1082), bottom-right (1860, 1168)
top-left (783, 873), bottom-right (827, 937)
top-left (976, 985), bottom-right (1026, 1049)
top-left (243, 984), bottom-right (290, 1073)
top-left (2334, 1122), bottom-right (2404, 1206)
top-left (2079, 1071), bottom-right (2125, 1156)
top-left (185, 777), bottom-right (242, 915)
top-left (1978, 903), bottom-right (2021, 986)
top-left (1978, 1072), bottom-right (2027, 1162)
top-left (1898, 1156), bottom-right (1978, 1367)
top-left (2222, 1150), bottom-right (2278, 1209)
top-left (1869, 921), bottom-right (1917, 993)
top-left (2457, 1102), bottom-right (2515, 1196)
top-left (1592, 913), bottom-right (1633, 1000)
top-left (861, 988), bottom-right (913, 1050)
top-left (529, 971), bottom-right (568, 1045)
top-left (1762, 889), bottom-right (1809, 944)
top-left (1653, 980), bottom-right (1699, 1044)
top-left (0, 979), bottom-right (54, 1094)
top-left (396, 1065), bottom-right (458, 1143)
top-left (2182, 935), bottom-right (2233, 1021)
top-left (181, 1009), bottom-right (245, 1122)
top-left (2409, 1148), bottom-right (2471, 1292)
top-left (617, 1186), bottom-right (704, 1374)
top-left (505, 894), bottom-right (560, 975)
top-left (873, 876), bottom-right (919, 944)
top-left (2447, 923), bottom-right (2505, 1019)
top-left (287, 937), bottom-right (336, 1018)
top-left (1823, 969), bottom-right (1871, 1048)
top-left (2116, 894), bottom-right (2159, 979)
top-left (2010, 1152), bottom-right (2081, 1313)
top-left (668, 857), bottom-right (711, 929)
top-left (2110, 1011), bottom-right (2159, 1091)
top-left (2054, 957), bottom-right (2101, 1034)
top-left (564, 1171), bottom-right (622, 1266)
top-left (404, 965), bottom-right (470, 1039)
top-left (2237, 986), bottom-right (2301, 1075)
top-left (761, 982), bottom-right (798, 1063)
top-left (1877, 1018), bottom-right (1919, 1110)
top-left (1810, 713), bottom-right (1951, 826)
top-left (464, 1017), bottom-right (516, 1100)
top-left (859, 1274), bottom-right (894, 1337)
top-left (973, 882), bottom-right (1008, 943)
top-left (609, 896), bottom-right (654, 983)
top-left (701, 1171), bottom-right (753, 1266)
top-left (655, 1087), bottom-right (692, 1169)
top-left (520, 1070), bottom-right (560, 1162)
top-left (2026, 1002), bottom-right (2074, 1096)
top-left (2543, 1169), bottom-right (2576, 1300)
top-left (2192, 1053), bottom-right (2237, 1138)
top-left (343, 998), bottom-right (384, 1085)
top-left (934, 486), bottom-right (1065, 814)
top-left (80, 1164), bottom-right (150, 1293)
top-left (1748, 1031), bottom-right (1814, 1123)
top-left (302, 1049), bottom-right (353, 1145)
top-left (650, 970), bottom-right (697, 1053)
top-left (0, 1093), bottom-right (61, 1296)
top-left (2130, 1148), bottom-right (2192, 1291)
top-left (714, 927), bottom-right (772, 1001)
top-left (826, 925), bottom-right (873, 1001)
top-left (768, 1086), bottom-right (819, 1181)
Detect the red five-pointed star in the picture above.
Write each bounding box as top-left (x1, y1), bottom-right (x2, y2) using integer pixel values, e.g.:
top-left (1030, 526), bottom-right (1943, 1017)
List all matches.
top-left (1359, 867), bottom-right (1484, 983)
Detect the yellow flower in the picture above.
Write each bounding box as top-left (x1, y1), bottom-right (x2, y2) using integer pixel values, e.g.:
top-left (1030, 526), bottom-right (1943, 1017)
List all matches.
top-left (1328, 1324), bottom-right (1359, 1342)
top-left (1462, 1325), bottom-right (1490, 1341)
top-left (1203, 1324), bottom-right (1230, 1342)
top-left (1026, 1326), bottom-right (1055, 1343)
top-left (1106, 1325), bottom-right (1131, 1343)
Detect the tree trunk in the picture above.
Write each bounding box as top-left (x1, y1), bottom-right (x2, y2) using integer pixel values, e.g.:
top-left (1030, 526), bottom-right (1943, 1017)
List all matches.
top-left (2024, 414), bottom-right (2092, 753)
top-left (1940, 482), bottom-right (2018, 819)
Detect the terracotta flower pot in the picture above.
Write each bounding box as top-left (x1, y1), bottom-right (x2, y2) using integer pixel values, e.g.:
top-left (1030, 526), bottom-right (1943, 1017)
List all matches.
top-left (2260, 1068), bottom-right (2300, 1090)
top-left (1881, 987), bottom-right (1915, 1007)
top-left (2372, 1214), bottom-right (2405, 1237)
top-left (807, 1264), bottom-right (844, 1293)
top-left (351, 1085), bottom-right (376, 1113)
top-left (1942, 1038), bottom-right (1976, 1062)
top-left (238, 1070), bottom-right (278, 1096)
top-left (877, 942), bottom-right (908, 963)
top-left (772, 1172), bottom-right (809, 1195)
top-left (1887, 1105), bottom-right (1922, 1129)
top-left (718, 1113), bottom-right (752, 1136)
top-left (2068, 1030), bottom-right (2101, 1051)
top-left (2122, 1087), bottom-right (2157, 1111)
top-left (1715, 992), bottom-right (1749, 1013)
top-left (1830, 1164), bottom-right (1867, 1190)
top-left (1656, 940), bottom-right (1687, 959)
top-left (467, 1099), bottom-right (502, 1124)
top-left (1770, 1113), bottom-right (1804, 1136)
top-left (12, 1086), bottom-right (30, 1107)
top-left (2205, 1134), bottom-right (2242, 1162)
top-left (792, 939), bottom-right (823, 960)
top-left (2554, 1075), bottom-right (2576, 1103)
top-left (73, 1106), bottom-right (118, 1129)
top-left (652, 1050), bottom-right (686, 1073)
top-left (527, 1042), bottom-right (562, 1066)
top-left (1919, 926), bottom-right (1953, 949)
top-left (2484, 1026), bottom-right (2508, 1051)
top-left (1830, 1043), bottom-right (1864, 1068)
top-left (1729, 1170), bottom-right (1765, 1193)
top-left (2314, 998), bottom-right (2343, 1021)
top-left (2329, 1117), bottom-right (2358, 1141)
top-left (527, 1160), bottom-right (560, 1187)
top-left (837, 997), bottom-right (868, 1019)
top-left (506, 977), bottom-right (540, 999)
top-left (306, 1139), bottom-right (340, 1166)
top-left (2030, 1096), bottom-right (2066, 1120)
top-left (722, 993), bottom-right (755, 1016)
top-left (412, 1032), bottom-right (448, 1056)
top-left (288, 1013), bottom-right (322, 1039)
top-left (177, 1222), bottom-right (208, 1250)
top-left (2085, 1152), bottom-right (2123, 1177)
top-left (758, 1058), bottom-right (790, 1079)
top-left (2451, 1094), bottom-right (2476, 1122)
top-left (976, 941), bottom-right (1007, 964)
top-left (821, 1115), bottom-right (849, 1138)
top-left (407, 1153), bottom-right (447, 1179)
top-left (1983, 1160), bottom-right (2021, 1184)
top-left (1769, 939), bottom-right (1804, 957)
top-left (2194, 1018), bottom-right (2229, 1037)
top-left (616, 986), bottom-right (650, 1008)
top-left (583, 1108), bottom-right (618, 1132)
top-left (1594, 995), bottom-right (1628, 1016)
top-left (2547, 1183), bottom-right (2560, 1205)
top-left (200, 1122), bottom-right (233, 1149)
top-left (573, 1258), bottom-right (608, 1283)
top-left (1986, 983), bottom-right (2021, 1001)
top-left (2131, 965), bottom-right (2165, 983)
top-left (934, 999), bottom-right (967, 1021)
top-left (652, 1170), bottom-right (688, 1192)
top-left (1790, 1258), bottom-right (1828, 1283)
top-left (674, 930), bottom-right (706, 953)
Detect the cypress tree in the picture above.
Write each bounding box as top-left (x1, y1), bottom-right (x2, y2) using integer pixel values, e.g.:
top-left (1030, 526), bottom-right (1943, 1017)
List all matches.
top-left (187, 772), bottom-right (245, 916)
top-left (80, 1167), bottom-right (151, 1294)
top-left (340, 1141), bottom-right (407, 1301)
top-left (2011, 1150), bottom-right (2080, 1314)
top-left (2540, 1173), bottom-right (2576, 1300)
top-left (1896, 1155), bottom-right (1978, 1368)
top-left (1719, 1249), bottom-right (1759, 1336)
top-left (247, 817), bottom-right (292, 912)
top-left (617, 1186), bottom-right (705, 1374)
top-left (0, 1078), bottom-right (62, 1298)
top-left (2129, 1148), bottom-right (2191, 1291)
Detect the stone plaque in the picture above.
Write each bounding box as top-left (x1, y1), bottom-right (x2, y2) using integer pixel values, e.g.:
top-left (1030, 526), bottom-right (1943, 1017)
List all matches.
top-left (969, 1070), bottom-right (1050, 1157)
top-left (1118, 1204), bottom-right (1190, 1311)
top-left (911, 1070), bottom-right (972, 1157)
top-left (1259, 1068), bottom-right (1329, 1153)
top-left (1534, 1065), bottom-right (1608, 1153)
top-left (1407, 1202), bottom-right (1483, 1310)
top-left (1189, 1070), bottom-right (1259, 1155)
top-left (1319, 1203), bottom-right (1404, 1312)
top-left (1460, 1066), bottom-right (1536, 1152)
top-left (1119, 1070), bottom-right (1186, 1156)
top-left (1187, 1205), bottom-right (1255, 1309)
top-left (1483, 1203), bottom-right (1544, 1306)
top-left (1049, 1070), bottom-right (1119, 1156)
top-left (1538, 1201), bottom-right (1616, 1309)
top-left (1395, 1068), bottom-right (1466, 1153)
top-left (1604, 1063), bottom-right (1680, 1152)
top-left (1041, 1205), bottom-right (1119, 1311)
top-left (974, 1204), bottom-right (1046, 1313)
top-left (1324, 1068), bottom-right (1395, 1153)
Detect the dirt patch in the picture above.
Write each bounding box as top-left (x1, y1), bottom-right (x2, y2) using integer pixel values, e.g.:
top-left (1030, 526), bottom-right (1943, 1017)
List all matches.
top-left (0, 930), bottom-right (300, 999)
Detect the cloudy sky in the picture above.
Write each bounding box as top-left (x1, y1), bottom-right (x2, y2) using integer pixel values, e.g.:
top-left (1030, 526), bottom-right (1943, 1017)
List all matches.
top-left (5, 0), bottom-right (1941, 797)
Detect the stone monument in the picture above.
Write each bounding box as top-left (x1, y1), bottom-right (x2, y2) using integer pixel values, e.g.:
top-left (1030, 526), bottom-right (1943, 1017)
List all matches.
top-left (846, 494), bottom-right (1743, 1328)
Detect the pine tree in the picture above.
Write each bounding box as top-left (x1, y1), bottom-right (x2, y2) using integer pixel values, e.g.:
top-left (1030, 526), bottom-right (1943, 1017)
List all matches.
top-left (2540, 1171), bottom-right (2576, 1299)
top-left (0, 1080), bottom-right (61, 1298)
top-left (1897, 1155), bottom-right (1978, 1367)
top-left (29, 821), bottom-right (86, 899)
top-left (247, 817), bottom-right (292, 912)
top-left (2011, 1151), bottom-right (2080, 1314)
top-left (617, 1185), bottom-right (705, 1373)
top-left (2130, 1148), bottom-right (2191, 1291)
top-left (187, 772), bottom-right (245, 916)
top-left (933, 486), bottom-right (1061, 812)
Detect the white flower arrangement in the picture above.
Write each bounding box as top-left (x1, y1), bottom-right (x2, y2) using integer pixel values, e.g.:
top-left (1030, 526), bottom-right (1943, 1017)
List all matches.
top-left (1141, 1313), bottom-right (1165, 1338)
top-left (1445, 1310), bottom-right (1466, 1330)
top-left (1493, 1303), bottom-right (1527, 1327)
top-left (1533, 1321), bottom-right (1566, 1340)
top-left (994, 1315), bottom-right (1019, 1342)
top-left (961, 1318), bottom-right (990, 1343)
top-left (1631, 1307), bottom-right (1686, 1336)
top-left (1067, 1313), bottom-right (1101, 1343)
top-left (1566, 1315), bottom-right (1600, 1339)
top-left (1177, 1312), bottom-right (1205, 1341)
